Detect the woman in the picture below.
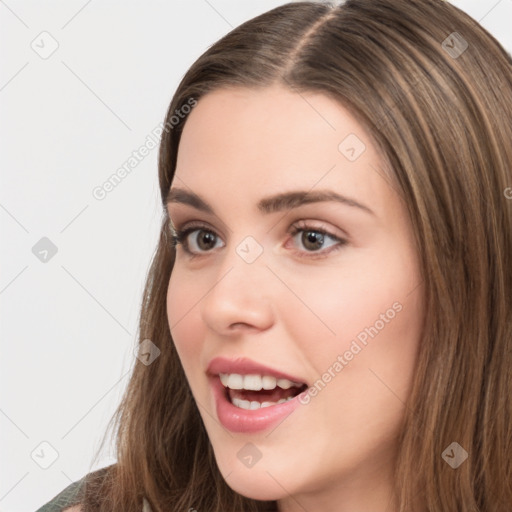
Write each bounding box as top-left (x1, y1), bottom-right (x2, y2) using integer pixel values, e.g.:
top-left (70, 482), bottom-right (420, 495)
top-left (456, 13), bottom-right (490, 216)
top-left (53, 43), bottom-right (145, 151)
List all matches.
top-left (36, 0), bottom-right (512, 510)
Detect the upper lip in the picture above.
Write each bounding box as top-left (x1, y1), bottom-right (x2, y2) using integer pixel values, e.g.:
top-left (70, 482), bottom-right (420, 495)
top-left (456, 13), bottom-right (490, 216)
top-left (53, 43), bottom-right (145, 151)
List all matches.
top-left (206, 356), bottom-right (307, 385)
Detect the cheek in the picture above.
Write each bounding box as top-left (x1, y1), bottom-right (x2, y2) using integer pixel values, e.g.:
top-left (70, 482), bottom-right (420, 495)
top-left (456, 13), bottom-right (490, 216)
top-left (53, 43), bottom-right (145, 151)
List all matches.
top-left (287, 243), bottom-right (424, 399)
top-left (166, 272), bottom-right (204, 372)
top-left (283, 259), bottom-right (423, 471)
top-left (288, 261), bottom-right (420, 346)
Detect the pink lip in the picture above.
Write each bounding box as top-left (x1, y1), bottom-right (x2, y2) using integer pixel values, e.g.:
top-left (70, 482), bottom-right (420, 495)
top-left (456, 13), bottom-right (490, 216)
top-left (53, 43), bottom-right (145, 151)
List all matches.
top-left (206, 356), bottom-right (307, 384)
top-left (206, 357), bottom-right (308, 434)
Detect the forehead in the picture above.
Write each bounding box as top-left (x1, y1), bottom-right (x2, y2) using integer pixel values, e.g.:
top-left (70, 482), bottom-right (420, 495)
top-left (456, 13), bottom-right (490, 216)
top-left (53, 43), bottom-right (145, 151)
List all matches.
top-left (173, 84), bottom-right (393, 217)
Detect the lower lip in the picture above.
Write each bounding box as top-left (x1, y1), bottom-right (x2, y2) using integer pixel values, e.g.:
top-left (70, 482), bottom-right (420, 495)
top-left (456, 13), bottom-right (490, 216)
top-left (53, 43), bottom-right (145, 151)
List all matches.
top-left (210, 376), bottom-right (307, 433)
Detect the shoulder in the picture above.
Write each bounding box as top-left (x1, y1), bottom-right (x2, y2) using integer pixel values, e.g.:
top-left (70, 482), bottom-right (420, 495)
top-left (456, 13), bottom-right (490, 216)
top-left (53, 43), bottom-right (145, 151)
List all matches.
top-left (34, 465), bottom-right (114, 512)
top-left (33, 477), bottom-right (84, 512)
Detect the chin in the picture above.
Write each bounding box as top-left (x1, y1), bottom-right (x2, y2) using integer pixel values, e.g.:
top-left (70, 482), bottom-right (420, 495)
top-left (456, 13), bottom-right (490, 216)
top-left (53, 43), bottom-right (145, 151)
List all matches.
top-left (222, 471), bottom-right (287, 502)
top-left (210, 448), bottom-right (293, 501)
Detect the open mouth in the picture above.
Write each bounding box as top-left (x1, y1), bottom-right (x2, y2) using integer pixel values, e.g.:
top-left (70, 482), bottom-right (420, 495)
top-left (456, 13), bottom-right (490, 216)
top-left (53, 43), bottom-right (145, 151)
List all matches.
top-left (220, 373), bottom-right (308, 410)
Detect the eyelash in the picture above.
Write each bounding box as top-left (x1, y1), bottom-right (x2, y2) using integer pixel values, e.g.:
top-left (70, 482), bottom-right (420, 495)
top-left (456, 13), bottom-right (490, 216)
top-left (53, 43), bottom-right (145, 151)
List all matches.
top-left (170, 220), bottom-right (348, 260)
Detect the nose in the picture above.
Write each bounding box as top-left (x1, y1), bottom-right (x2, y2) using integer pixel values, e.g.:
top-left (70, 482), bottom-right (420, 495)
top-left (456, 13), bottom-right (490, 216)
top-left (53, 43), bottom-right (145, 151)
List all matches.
top-left (201, 240), bottom-right (275, 336)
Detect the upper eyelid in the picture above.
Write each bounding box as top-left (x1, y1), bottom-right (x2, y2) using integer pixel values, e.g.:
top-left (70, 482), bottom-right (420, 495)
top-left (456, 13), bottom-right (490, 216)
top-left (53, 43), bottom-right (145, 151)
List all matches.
top-left (171, 220), bottom-right (346, 245)
top-left (167, 208), bottom-right (231, 235)
top-left (166, 200), bottom-right (360, 233)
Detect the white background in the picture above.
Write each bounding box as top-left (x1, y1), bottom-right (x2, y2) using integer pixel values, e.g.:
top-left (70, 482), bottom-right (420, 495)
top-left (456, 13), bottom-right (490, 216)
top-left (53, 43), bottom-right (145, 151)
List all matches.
top-left (1, 1), bottom-right (511, 511)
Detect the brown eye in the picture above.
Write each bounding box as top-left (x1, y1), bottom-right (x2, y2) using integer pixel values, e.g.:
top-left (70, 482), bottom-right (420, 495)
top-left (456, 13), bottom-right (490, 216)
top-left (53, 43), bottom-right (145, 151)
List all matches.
top-left (194, 231), bottom-right (217, 251)
top-left (300, 230), bottom-right (326, 251)
top-left (172, 221), bottom-right (347, 260)
top-left (287, 222), bottom-right (348, 260)
top-left (172, 225), bottom-right (223, 256)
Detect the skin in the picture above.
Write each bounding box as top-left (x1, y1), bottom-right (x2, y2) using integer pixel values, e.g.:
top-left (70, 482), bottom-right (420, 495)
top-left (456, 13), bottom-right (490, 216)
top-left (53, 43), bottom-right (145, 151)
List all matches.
top-left (166, 84), bottom-right (425, 512)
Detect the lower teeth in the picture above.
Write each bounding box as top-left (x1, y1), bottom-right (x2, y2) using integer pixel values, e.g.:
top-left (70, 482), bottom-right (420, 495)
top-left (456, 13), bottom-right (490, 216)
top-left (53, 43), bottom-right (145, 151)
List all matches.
top-left (231, 396), bottom-right (294, 410)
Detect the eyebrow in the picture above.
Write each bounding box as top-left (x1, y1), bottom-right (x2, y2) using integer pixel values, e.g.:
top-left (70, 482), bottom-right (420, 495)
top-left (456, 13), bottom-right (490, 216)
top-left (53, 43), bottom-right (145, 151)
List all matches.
top-left (166, 187), bottom-right (375, 216)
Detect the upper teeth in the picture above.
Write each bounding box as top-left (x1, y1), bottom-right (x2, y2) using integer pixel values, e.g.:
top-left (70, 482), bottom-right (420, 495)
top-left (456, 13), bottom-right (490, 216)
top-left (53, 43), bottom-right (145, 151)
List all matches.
top-left (219, 373), bottom-right (303, 391)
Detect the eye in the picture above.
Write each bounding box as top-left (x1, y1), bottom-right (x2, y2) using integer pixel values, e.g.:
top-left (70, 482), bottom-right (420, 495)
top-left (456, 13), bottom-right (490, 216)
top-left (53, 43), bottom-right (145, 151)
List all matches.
top-left (287, 220), bottom-right (347, 259)
top-left (170, 220), bottom-right (348, 259)
top-left (171, 222), bottom-right (224, 256)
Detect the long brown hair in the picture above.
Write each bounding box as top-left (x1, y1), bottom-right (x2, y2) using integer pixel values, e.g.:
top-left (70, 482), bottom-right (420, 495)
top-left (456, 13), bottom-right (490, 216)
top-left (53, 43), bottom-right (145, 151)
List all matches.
top-left (79, 1), bottom-right (512, 510)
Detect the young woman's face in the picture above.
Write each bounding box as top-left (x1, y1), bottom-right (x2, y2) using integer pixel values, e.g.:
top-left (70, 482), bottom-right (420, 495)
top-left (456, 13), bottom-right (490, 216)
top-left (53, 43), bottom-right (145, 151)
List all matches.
top-left (166, 84), bottom-right (425, 511)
